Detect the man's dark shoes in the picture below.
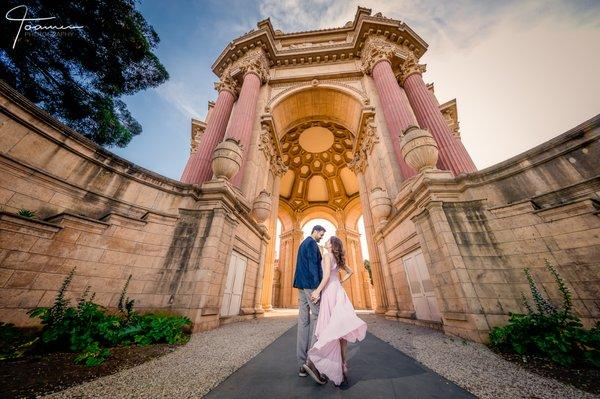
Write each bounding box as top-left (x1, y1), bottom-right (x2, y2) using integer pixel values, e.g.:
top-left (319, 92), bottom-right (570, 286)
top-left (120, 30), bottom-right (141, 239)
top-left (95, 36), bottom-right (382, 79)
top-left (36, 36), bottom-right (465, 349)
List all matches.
top-left (299, 366), bottom-right (307, 377)
top-left (302, 361), bottom-right (326, 385)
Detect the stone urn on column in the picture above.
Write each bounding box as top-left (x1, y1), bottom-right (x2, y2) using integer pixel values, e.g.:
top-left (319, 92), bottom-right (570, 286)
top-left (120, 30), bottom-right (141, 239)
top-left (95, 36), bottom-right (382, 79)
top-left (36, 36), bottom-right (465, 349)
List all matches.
top-left (211, 138), bottom-right (243, 180)
top-left (251, 190), bottom-right (272, 224)
top-left (370, 187), bottom-right (392, 230)
top-left (400, 125), bottom-right (439, 173)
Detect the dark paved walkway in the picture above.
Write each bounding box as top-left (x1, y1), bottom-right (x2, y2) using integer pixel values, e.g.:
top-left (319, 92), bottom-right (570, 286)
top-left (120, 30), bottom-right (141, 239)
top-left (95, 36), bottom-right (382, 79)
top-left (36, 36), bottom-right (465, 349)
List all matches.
top-left (205, 325), bottom-right (476, 398)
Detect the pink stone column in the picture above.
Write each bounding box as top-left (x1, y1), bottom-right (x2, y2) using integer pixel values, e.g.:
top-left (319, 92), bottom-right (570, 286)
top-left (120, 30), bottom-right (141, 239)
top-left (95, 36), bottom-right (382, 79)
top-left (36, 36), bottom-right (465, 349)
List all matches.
top-left (372, 60), bottom-right (418, 180)
top-left (403, 73), bottom-right (477, 174)
top-left (180, 89), bottom-right (235, 184)
top-left (224, 72), bottom-right (262, 187)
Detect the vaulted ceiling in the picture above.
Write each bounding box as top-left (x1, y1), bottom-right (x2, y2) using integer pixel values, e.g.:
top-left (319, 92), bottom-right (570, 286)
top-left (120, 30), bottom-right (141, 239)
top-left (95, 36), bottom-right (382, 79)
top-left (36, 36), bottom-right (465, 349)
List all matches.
top-left (279, 120), bottom-right (359, 212)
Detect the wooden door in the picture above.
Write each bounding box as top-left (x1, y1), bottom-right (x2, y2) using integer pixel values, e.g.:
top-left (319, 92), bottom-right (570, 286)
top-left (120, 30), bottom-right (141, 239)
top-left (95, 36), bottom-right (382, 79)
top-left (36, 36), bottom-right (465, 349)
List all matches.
top-left (220, 251), bottom-right (248, 317)
top-left (402, 249), bottom-right (441, 322)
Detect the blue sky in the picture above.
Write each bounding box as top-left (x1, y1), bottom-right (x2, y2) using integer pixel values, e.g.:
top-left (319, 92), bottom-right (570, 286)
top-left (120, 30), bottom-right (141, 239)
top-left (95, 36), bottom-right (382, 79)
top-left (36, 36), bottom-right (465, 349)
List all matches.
top-left (112, 0), bottom-right (600, 180)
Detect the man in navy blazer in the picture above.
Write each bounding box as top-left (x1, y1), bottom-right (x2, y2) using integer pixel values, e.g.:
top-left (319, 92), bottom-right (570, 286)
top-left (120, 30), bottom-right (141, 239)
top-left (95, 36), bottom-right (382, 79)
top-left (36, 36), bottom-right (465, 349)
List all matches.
top-left (294, 224), bottom-right (327, 384)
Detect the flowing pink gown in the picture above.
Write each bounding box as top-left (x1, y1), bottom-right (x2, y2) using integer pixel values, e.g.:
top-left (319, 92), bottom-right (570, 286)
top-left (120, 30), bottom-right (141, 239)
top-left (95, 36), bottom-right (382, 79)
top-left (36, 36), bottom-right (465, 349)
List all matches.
top-left (307, 252), bottom-right (367, 386)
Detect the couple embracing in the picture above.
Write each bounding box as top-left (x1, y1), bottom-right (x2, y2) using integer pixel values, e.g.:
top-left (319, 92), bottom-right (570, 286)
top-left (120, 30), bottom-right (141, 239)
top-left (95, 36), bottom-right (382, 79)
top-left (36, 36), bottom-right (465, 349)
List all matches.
top-left (293, 225), bottom-right (367, 387)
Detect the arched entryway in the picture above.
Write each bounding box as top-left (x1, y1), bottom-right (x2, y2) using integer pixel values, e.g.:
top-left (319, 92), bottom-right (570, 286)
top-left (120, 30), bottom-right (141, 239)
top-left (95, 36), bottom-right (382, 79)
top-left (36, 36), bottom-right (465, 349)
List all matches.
top-left (260, 84), bottom-right (381, 311)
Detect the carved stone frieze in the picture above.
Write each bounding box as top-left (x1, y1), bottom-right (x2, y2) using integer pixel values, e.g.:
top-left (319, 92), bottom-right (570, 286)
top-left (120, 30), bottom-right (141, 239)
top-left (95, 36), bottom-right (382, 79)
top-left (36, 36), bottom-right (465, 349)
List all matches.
top-left (259, 118), bottom-right (288, 177)
top-left (190, 119), bottom-right (206, 154)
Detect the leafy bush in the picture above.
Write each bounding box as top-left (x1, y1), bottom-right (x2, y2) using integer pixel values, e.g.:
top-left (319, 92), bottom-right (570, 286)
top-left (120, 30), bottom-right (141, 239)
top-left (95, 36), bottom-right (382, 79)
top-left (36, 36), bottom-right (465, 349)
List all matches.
top-left (489, 260), bottom-right (600, 368)
top-left (26, 268), bottom-right (192, 366)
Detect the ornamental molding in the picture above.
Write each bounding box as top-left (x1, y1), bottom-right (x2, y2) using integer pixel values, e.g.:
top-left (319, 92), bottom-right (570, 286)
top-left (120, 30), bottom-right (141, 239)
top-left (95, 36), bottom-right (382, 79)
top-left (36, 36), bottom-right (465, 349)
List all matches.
top-left (360, 35), bottom-right (426, 81)
top-left (211, 8), bottom-right (428, 77)
top-left (396, 52), bottom-right (427, 85)
top-left (214, 70), bottom-right (240, 97)
top-left (348, 108), bottom-right (378, 173)
top-left (265, 78), bottom-right (369, 112)
top-left (360, 35), bottom-right (400, 75)
top-left (259, 116), bottom-right (288, 176)
top-left (190, 118), bottom-right (206, 154)
top-left (347, 151), bottom-right (367, 174)
top-left (230, 47), bottom-right (270, 84)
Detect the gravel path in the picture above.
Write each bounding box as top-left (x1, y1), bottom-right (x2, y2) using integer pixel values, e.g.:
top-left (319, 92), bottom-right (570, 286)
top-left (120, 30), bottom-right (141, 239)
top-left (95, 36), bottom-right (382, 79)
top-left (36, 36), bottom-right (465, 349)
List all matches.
top-left (361, 314), bottom-right (596, 399)
top-left (42, 311), bottom-right (595, 399)
top-left (43, 313), bottom-right (297, 399)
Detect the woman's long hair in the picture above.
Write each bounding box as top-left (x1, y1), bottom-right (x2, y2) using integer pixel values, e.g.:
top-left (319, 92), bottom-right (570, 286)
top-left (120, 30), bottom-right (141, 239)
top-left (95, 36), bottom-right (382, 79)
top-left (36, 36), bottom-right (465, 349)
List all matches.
top-left (329, 236), bottom-right (346, 269)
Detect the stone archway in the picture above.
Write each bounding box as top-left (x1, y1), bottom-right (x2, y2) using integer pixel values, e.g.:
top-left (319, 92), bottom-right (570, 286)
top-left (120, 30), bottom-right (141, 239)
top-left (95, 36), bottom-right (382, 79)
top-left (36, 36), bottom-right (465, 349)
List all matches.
top-left (260, 85), bottom-right (378, 310)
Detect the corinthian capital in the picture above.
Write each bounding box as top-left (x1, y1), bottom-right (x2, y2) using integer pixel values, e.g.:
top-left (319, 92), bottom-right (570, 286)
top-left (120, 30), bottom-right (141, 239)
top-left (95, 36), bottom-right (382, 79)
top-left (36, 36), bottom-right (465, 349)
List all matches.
top-left (361, 35), bottom-right (400, 75)
top-left (397, 53), bottom-right (427, 85)
top-left (214, 74), bottom-right (239, 97)
top-left (235, 47), bottom-right (270, 83)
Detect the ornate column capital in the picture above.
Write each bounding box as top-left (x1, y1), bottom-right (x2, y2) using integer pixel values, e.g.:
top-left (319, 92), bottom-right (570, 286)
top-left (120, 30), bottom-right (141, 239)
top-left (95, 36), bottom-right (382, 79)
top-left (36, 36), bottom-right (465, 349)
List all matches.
top-left (360, 35), bottom-right (399, 75)
top-left (234, 47), bottom-right (270, 84)
top-left (397, 53), bottom-right (427, 86)
top-left (214, 75), bottom-right (239, 98)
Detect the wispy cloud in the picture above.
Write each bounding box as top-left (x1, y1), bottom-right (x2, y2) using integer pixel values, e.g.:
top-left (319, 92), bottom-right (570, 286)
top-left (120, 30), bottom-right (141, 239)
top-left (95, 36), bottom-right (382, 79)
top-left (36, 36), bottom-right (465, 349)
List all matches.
top-left (154, 80), bottom-right (203, 119)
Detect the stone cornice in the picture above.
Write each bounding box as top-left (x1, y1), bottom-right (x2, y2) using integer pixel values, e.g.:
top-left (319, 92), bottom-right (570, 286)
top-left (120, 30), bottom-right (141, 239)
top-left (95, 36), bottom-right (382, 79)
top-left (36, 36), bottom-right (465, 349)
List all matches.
top-left (211, 7), bottom-right (428, 78)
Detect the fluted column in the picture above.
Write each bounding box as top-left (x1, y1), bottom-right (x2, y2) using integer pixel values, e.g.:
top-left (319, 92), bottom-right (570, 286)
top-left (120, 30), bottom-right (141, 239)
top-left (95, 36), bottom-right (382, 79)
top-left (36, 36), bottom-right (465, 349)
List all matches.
top-left (222, 48), bottom-right (269, 188)
top-left (401, 60), bottom-right (477, 174)
top-left (225, 72), bottom-right (261, 187)
top-left (371, 60), bottom-right (418, 180)
top-left (180, 84), bottom-right (236, 184)
top-left (362, 36), bottom-right (419, 180)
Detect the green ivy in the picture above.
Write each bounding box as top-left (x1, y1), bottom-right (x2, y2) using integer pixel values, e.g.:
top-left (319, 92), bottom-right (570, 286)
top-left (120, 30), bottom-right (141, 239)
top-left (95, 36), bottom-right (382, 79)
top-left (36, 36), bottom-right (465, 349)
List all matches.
top-left (489, 260), bottom-right (600, 368)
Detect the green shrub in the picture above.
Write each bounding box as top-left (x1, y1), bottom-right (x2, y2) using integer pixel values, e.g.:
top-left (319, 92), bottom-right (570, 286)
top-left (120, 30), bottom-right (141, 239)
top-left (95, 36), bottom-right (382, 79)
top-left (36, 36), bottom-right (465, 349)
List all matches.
top-left (26, 268), bottom-right (192, 366)
top-left (489, 260), bottom-right (600, 368)
top-left (17, 209), bottom-right (37, 218)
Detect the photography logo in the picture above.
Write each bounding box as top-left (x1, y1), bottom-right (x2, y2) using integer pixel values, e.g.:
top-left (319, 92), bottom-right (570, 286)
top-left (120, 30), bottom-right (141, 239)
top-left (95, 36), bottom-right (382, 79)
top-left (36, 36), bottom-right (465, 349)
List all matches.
top-left (5, 5), bottom-right (84, 49)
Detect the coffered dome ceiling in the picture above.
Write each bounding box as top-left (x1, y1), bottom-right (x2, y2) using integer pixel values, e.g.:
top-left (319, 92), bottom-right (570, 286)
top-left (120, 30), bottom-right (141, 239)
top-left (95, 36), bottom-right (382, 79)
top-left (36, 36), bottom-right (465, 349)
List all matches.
top-left (279, 120), bottom-right (358, 212)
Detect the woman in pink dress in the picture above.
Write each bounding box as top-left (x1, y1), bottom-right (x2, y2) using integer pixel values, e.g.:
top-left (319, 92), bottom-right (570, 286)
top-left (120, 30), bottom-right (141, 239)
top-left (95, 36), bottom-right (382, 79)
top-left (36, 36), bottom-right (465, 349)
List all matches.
top-left (306, 236), bottom-right (368, 386)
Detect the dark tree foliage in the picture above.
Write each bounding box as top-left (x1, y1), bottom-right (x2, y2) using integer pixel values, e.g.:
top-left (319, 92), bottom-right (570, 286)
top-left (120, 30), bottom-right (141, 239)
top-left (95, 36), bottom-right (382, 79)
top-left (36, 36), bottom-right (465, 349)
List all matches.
top-left (0, 1), bottom-right (169, 147)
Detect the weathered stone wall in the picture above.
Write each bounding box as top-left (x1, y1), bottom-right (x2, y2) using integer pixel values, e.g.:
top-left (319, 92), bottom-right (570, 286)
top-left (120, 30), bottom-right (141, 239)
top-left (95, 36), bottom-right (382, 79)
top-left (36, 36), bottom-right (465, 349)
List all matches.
top-left (380, 114), bottom-right (600, 342)
top-left (0, 82), bottom-right (268, 330)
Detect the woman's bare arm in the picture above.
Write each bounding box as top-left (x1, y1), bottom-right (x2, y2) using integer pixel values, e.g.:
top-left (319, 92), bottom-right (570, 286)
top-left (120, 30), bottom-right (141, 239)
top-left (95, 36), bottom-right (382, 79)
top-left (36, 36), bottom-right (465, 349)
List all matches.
top-left (340, 264), bottom-right (353, 283)
top-left (311, 253), bottom-right (331, 301)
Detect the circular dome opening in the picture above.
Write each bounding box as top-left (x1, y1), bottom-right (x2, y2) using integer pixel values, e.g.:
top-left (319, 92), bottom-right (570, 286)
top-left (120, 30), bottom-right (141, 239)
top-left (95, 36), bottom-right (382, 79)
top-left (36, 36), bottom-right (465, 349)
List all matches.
top-left (298, 126), bottom-right (334, 153)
